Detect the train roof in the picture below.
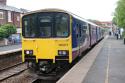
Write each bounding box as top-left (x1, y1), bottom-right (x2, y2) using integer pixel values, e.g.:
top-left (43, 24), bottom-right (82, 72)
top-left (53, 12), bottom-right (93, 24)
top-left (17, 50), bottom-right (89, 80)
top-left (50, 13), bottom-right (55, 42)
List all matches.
top-left (23, 8), bottom-right (102, 28)
top-left (23, 8), bottom-right (69, 16)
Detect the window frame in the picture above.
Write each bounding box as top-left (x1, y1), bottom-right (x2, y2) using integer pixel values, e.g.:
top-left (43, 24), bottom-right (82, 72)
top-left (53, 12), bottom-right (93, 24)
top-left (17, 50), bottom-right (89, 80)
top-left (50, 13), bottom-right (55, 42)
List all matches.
top-left (54, 12), bottom-right (70, 38)
top-left (0, 11), bottom-right (4, 19)
top-left (17, 16), bottom-right (20, 21)
top-left (8, 11), bottom-right (12, 22)
top-left (37, 12), bottom-right (53, 38)
top-left (22, 12), bottom-right (70, 38)
top-left (22, 14), bottom-right (38, 38)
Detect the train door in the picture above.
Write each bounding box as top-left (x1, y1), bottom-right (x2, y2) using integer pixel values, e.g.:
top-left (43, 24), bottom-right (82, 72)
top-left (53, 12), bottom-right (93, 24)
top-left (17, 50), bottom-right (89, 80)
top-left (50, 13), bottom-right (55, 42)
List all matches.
top-left (76, 23), bottom-right (82, 56)
top-left (79, 24), bottom-right (83, 55)
top-left (96, 27), bottom-right (98, 42)
top-left (76, 24), bottom-right (81, 56)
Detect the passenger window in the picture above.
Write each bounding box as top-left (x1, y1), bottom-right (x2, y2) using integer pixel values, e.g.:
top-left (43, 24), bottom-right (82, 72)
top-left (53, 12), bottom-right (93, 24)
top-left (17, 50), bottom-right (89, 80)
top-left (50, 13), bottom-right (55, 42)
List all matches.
top-left (81, 23), bottom-right (87, 42)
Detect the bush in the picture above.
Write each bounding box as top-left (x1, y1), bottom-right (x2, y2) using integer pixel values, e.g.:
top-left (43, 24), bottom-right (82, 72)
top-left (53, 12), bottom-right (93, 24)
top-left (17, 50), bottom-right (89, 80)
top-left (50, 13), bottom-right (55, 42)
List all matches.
top-left (0, 28), bottom-right (7, 39)
top-left (0, 24), bottom-right (17, 39)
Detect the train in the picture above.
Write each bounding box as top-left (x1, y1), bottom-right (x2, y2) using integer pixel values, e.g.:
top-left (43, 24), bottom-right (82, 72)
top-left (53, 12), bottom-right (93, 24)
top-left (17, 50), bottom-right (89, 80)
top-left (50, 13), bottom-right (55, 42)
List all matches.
top-left (22, 9), bottom-right (104, 74)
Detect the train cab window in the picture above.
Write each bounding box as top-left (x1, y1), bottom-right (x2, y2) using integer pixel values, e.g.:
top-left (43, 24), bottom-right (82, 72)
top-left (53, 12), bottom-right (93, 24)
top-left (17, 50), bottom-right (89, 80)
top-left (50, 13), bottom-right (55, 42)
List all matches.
top-left (38, 15), bottom-right (52, 37)
top-left (22, 15), bottom-right (37, 38)
top-left (55, 13), bottom-right (69, 37)
top-left (22, 12), bottom-right (69, 38)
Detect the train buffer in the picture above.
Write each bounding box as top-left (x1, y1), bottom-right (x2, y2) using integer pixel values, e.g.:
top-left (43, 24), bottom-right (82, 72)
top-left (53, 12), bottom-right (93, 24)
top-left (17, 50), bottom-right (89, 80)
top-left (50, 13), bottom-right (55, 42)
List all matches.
top-left (57, 36), bottom-right (125, 83)
top-left (0, 44), bottom-right (21, 55)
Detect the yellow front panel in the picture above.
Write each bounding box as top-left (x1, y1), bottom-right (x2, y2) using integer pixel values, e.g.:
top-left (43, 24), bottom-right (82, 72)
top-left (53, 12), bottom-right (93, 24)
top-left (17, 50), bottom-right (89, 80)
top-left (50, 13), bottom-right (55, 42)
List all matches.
top-left (22, 36), bottom-right (72, 63)
top-left (22, 15), bottom-right (73, 63)
top-left (37, 39), bottom-right (55, 59)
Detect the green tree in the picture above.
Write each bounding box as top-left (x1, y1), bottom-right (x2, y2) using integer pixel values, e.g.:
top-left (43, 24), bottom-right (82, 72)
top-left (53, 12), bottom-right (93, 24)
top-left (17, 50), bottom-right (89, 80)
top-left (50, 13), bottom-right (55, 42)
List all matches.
top-left (113, 0), bottom-right (125, 28)
top-left (0, 28), bottom-right (7, 39)
top-left (0, 24), bottom-right (17, 39)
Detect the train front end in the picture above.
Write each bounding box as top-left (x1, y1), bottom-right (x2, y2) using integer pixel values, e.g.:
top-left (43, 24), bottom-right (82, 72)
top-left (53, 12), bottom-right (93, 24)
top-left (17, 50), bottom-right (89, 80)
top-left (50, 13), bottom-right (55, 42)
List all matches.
top-left (22, 10), bottom-right (72, 73)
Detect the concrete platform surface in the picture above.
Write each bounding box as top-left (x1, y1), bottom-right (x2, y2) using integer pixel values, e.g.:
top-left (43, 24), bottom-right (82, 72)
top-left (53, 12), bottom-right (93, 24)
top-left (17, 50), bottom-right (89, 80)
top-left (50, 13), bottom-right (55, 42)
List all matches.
top-left (57, 36), bottom-right (125, 83)
top-left (0, 44), bottom-right (21, 55)
top-left (83, 36), bottom-right (125, 83)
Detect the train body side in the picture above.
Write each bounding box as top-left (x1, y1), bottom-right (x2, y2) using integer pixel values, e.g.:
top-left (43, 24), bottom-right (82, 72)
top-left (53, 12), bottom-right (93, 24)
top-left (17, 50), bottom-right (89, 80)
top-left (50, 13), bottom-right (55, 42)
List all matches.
top-left (71, 17), bottom-right (90, 60)
top-left (89, 24), bottom-right (97, 46)
top-left (71, 17), bottom-right (104, 61)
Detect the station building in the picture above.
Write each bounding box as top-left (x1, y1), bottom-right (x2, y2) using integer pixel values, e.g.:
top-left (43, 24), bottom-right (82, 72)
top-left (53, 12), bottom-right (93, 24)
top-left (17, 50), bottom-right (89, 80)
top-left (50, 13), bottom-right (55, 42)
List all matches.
top-left (0, 0), bottom-right (28, 33)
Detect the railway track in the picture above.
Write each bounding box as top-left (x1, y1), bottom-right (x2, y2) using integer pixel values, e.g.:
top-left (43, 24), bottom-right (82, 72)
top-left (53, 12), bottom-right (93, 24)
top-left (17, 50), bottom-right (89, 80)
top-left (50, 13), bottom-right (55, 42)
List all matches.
top-left (1, 68), bottom-right (38, 83)
top-left (0, 62), bottom-right (23, 72)
top-left (0, 50), bottom-right (38, 83)
top-left (0, 51), bottom-right (22, 71)
top-left (0, 62), bottom-right (27, 82)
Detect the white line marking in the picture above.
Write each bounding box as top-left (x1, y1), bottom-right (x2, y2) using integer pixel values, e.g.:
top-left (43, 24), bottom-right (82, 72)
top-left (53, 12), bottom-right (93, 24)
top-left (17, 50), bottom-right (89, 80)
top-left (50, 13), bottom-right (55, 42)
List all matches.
top-left (0, 48), bottom-right (22, 55)
top-left (105, 44), bottom-right (110, 83)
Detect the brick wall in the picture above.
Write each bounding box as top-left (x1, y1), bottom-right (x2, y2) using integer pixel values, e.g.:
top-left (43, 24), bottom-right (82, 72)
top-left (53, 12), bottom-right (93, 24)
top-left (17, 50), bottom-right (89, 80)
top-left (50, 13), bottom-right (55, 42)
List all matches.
top-left (0, 10), bottom-right (7, 25)
top-left (0, 10), bottom-right (21, 28)
top-left (0, 0), bottom-right (6, 5)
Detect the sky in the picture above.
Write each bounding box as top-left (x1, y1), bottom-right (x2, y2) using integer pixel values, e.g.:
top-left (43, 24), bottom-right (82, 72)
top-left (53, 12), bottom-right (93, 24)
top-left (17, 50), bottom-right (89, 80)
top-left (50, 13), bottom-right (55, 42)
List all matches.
top-left (7, 0), bottom-right (118, 21)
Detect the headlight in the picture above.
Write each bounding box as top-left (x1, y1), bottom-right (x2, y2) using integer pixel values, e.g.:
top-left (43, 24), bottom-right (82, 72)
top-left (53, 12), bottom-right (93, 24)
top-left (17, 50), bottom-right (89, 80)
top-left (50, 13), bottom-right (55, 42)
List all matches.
top-left (24, 50), bottom-right (33, 55)
top-left (63, 51), bottom-right (66, 55)
top-left (58, 50), bottom-right (69, 56)
top-left (26, 51), bottom-right (30, 54)
top-left (58, 51), bottom-right (63, 55)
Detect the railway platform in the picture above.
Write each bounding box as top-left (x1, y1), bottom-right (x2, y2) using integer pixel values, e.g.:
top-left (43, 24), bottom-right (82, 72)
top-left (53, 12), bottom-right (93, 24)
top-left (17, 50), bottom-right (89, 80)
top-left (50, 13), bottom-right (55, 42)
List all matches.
top-left (0, 44), bottom-right (21, 55)
top-left (57, 36), bottom-right (125, 83)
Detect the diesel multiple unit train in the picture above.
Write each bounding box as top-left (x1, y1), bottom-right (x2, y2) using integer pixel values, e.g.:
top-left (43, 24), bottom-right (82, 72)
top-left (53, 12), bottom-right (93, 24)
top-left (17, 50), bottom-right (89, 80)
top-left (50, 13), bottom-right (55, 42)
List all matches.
top-left (22, 9), bottom-right (104, 73)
